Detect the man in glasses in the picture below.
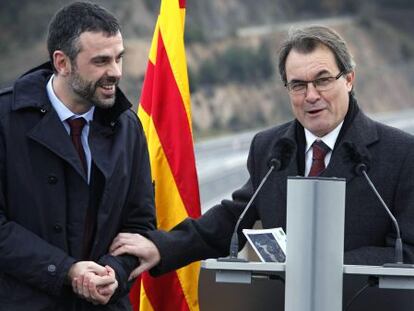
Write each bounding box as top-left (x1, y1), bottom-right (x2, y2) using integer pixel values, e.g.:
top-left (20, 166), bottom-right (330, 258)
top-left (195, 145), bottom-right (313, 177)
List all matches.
top-left (110, 26), bottom-right (414, 278)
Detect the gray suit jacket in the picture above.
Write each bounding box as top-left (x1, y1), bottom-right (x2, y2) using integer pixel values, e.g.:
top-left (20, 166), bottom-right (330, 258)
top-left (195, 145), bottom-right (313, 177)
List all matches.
top-left (148, 104), bottom-right (414, 275)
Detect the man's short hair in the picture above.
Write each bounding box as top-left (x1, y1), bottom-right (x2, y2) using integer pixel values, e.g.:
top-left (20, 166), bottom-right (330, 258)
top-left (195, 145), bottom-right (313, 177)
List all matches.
top-left (47, 1), bottom-right (121, 72)
top-left (278, 26), bottom-right (355, 84)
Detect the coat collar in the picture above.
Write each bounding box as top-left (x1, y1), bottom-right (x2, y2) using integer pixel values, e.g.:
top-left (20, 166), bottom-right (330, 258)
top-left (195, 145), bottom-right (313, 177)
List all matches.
top-left (322, 109), bottom-right (378, 182)
top-left (271, 99), bottom-right (379, 186)
top-left (12, 62), bottom-right (52, 113)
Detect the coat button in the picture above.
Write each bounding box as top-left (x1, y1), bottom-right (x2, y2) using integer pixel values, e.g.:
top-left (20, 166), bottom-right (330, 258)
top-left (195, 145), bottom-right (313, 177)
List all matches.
top-left (48, 175), bottom-right (58, 184)
top-left (53, 224), bottom-right (62, 233)
top-left (47, 264), bottom-right (56, 274)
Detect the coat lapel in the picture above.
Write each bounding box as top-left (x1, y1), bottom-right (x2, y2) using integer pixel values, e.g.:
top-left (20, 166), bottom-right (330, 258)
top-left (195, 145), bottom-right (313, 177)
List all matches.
top-left (88, 120), bottom-right (116, 182)
top-left (266, 110), bottom-right (379, 190)
top-left (87, 90), bottom-right (131, 184)
top-left (88, 120), bottom-right (121, 254)
top-left (88, 119), bottom-right (119, 227)
top-left (269, 122), bottom-right (299, 199)
top-left (322, 111), bottom-right (379, 183)
top-left (27, 109), bottom-right (87, 180)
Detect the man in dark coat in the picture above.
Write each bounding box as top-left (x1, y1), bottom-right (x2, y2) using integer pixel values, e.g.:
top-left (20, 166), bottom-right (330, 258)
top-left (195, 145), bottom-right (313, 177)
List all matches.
top-left (0, 2), bottom-right (156, 310)
top-left (110, 26), bottom-right (414, 277)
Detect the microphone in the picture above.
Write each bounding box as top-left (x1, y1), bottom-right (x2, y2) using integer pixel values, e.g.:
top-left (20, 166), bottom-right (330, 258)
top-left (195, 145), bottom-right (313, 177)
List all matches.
top-left (219, 138), bottom-right (295, 262)
top-left (343, 142), bottom-right (409, 266)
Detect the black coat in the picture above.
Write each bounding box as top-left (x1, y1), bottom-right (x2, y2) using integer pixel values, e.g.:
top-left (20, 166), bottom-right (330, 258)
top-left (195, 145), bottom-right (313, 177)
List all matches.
top-left (148, 99), bottom-right (414, 275)
top-left (0, 63), bottom-right (156, 310)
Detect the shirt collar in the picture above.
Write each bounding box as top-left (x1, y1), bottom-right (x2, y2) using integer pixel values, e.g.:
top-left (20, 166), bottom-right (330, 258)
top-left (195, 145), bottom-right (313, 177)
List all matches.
top-left (304, 121), bottom-right (344, 153)
top-left (46, 75), bottom-right (95, 123)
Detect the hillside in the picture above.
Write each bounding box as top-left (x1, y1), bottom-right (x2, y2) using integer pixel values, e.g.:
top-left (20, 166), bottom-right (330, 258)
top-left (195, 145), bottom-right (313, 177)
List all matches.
top-left (187, 16), bottom-right (414, 136)
top-left (0, 0), bottom-right (413, 139)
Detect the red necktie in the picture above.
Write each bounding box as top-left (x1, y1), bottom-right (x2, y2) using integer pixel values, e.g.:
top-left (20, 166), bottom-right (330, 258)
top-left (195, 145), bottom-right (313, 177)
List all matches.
top-left (67, 118), bottom-right (87, 174)
top-left (308, 140), bottom-right (330, 177)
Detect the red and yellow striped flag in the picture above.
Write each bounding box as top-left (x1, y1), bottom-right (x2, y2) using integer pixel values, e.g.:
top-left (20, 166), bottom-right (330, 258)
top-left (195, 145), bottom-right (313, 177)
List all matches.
top-left (132, 0), bottom-right (201, 311)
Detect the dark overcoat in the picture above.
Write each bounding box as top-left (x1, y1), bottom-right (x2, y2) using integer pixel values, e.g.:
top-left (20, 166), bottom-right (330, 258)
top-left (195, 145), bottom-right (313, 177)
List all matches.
top-left (0, 63), bottom-right (156, 310)
top-left (148, 97), bottom-right (414, 275)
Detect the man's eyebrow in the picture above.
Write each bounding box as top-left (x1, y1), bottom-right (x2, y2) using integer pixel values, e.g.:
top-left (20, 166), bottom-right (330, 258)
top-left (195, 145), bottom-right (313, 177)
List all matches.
top-left (117, 49), bottom-right (126, 58)
top-left (288, 78), bottom-right (306, 83)
top-left (288, 69), bottom-right (332, 83)
top-left (90, 50), bottom-right (125, 62)
top-left (91, 55), bottom-right (110, 62)
top-left (314, 69), bottom-right (332, 78)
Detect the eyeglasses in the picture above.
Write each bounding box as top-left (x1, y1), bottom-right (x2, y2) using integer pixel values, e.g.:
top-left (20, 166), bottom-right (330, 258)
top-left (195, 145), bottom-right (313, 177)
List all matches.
top-left (285, 71), bottom-right (346, 95)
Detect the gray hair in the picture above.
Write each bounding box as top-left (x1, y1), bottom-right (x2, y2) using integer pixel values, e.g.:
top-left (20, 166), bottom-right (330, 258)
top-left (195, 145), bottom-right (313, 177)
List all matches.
top-left (278, 25), bottom-right (355, 84)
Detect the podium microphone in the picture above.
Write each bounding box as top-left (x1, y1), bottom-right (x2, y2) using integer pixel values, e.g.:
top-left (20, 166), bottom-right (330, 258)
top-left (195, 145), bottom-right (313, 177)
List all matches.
top-left (344, 142), bottom-right (408, 266)
top-left (219, 138), bottom-right (295, 262)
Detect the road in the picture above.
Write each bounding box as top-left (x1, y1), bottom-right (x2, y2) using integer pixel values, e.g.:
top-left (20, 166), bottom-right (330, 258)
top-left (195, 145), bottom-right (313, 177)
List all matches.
top-left (195, 109), bottom-right (414, 213)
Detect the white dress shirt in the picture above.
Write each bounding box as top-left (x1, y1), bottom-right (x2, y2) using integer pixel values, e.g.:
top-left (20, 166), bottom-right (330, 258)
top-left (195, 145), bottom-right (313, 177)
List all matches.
top-left (304, 122), bottom-right (343, 176)
top-left (46, 75), bottom-right (95, 183)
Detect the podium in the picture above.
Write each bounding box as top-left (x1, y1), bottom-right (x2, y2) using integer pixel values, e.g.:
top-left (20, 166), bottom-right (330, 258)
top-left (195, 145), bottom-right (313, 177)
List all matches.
top-left (201, 177), bottom-right (414, 311)
top-left (200, 261), bottom-right (414, 310)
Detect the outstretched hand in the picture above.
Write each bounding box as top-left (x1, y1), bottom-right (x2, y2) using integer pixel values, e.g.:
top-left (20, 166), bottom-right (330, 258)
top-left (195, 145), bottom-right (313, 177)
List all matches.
top-left (110, 233), bottom-right (161, 280)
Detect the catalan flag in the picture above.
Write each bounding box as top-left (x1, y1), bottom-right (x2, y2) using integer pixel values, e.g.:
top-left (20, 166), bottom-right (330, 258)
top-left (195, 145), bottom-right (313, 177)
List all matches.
top-left (132, 0), bottom-right (201, 311)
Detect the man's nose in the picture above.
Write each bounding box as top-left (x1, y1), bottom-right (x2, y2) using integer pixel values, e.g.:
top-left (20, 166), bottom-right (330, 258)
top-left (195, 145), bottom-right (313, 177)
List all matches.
top-left (108, 62), bottom-right (122, 78)
top-left (305, 82), bottom-right (320, 103)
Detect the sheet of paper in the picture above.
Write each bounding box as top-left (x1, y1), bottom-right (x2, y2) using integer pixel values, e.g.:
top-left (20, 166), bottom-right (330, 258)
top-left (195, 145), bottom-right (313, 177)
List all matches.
top-left (243, 227), bottom-right (287, 262)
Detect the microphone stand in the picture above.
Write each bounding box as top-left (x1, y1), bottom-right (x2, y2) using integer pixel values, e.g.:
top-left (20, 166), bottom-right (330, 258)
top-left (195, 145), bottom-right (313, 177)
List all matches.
top-left (357, 164), bottom-right (413, 268)
top-left (218, 159), bottom-right (280, 262)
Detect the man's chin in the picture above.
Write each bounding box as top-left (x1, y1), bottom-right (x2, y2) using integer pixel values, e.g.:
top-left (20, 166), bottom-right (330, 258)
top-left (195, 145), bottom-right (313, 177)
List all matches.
top-left (93, 96), bottom-right (116, 109)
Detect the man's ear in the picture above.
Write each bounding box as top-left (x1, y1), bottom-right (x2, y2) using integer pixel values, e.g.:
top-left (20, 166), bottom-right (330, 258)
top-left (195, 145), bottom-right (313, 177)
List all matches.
top-left (345, 70), bottom-right (355, 92)
top-left (52, 50), bottom-right (71, 76)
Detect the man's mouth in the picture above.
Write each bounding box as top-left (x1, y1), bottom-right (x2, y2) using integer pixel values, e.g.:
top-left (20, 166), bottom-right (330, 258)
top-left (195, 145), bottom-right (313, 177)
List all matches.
top-left (98, 83), bottom-right (116, 97)
top-left (307, 108), bottom-right (325, 115)
top-left (100, 84), bottom-right (115, 91)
